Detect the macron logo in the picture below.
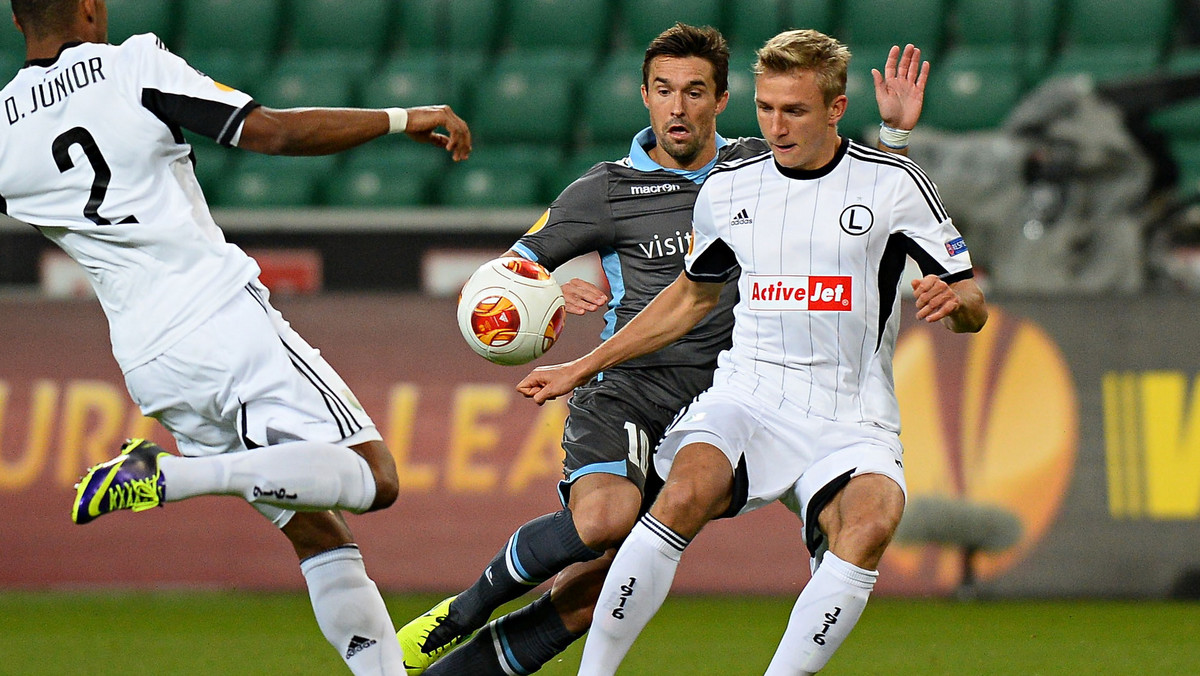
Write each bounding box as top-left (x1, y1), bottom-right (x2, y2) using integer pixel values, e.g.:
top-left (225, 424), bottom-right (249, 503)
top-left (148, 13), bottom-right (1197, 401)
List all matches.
top-left (731, 208), bottom-right (753, 226)
top-left (630, 183), bottom-right (680, 195)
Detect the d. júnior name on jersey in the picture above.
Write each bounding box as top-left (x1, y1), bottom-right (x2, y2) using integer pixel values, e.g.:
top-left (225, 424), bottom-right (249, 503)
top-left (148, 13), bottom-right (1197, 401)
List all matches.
top-left (636, 230), bottom-right (692, 259)
top-left (4, 56), bottom-right (106, 126)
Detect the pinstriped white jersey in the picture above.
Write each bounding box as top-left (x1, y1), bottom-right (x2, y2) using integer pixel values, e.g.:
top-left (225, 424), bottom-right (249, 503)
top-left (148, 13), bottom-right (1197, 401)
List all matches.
top-left (0, 34), bottom-right (260, 371)
top-left (684, 138), bottom-right (974, 432)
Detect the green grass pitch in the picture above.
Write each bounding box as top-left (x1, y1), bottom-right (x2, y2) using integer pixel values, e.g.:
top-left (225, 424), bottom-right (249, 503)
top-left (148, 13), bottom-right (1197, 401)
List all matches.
top-left (2, 592), bottom-right (1197, 674)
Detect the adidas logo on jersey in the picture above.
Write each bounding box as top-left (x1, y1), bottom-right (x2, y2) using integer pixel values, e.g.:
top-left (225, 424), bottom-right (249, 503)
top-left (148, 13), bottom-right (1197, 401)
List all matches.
top-left (345, 635), bottom-right (377, 659)
top-left (731, 208), bottom-right (753, 226)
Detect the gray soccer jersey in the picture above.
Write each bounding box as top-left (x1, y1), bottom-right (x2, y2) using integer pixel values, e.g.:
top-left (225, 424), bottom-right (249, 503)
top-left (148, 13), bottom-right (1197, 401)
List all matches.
top-left (0, 34), bottom-right (260, 371)
top-left (685, 138), bottom-right (975, 432)
top-left (512, 130), bottom-right (768, 379)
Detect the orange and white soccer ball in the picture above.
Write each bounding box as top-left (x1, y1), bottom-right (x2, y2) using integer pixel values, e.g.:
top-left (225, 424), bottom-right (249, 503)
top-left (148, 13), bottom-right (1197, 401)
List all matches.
top-left (457, 257), bottom-right (567, 365)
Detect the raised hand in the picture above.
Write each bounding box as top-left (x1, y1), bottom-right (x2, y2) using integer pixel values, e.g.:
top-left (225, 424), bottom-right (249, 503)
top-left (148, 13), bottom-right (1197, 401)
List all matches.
top-left (872, 44), bottom-right (929, 131)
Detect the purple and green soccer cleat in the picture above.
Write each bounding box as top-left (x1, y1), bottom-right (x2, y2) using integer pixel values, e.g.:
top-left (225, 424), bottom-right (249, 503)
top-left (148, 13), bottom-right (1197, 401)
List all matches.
top-left (72, 438), bottom-right (168, 525)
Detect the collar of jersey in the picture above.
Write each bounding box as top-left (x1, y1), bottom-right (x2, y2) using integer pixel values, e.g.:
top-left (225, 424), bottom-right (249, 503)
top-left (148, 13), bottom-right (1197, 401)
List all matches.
top-left (25, 41), bottom-right (86, 68)
top-left (628, 127), bottom-right (728, 183)
top-left (774, 136), bottom-right (850, 180)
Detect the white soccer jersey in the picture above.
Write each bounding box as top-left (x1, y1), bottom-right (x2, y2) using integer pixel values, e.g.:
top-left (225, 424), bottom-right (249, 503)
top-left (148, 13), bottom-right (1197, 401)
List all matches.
top-left (684, 138), bottom-right (974, 432)
top-left (0, 34), bottom-right (261, 371)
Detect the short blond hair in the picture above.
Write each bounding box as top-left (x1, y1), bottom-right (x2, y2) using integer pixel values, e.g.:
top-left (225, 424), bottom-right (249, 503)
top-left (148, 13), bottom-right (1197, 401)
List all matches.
top-left (754, 29), bottom-right (851, 106)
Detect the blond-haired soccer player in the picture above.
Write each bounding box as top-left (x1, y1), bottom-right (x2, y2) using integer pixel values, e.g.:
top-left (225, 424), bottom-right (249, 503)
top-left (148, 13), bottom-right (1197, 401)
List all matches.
top-left (1, 1), bottom-right (468, 673)
top-left (519, 29), bottom-right (986, 675)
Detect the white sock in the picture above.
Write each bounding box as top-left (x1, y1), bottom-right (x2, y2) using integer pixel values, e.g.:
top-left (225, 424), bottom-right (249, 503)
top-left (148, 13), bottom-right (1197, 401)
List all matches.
top-left (158, 441), bottom-right (376, 513)
top-left (764, 552), bottom-right (877, 676)
top-left (301, 545), bottom-right (406, 676)
top-left (578, 515), bottom-right (689, 676)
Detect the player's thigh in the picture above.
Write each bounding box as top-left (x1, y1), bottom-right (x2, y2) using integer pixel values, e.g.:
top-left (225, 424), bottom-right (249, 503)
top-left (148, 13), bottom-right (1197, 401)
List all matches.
top-left (239, 283), bottom-right (379, 449)
top-left (782, 422), bottom-right (907, 556)
top-left (557, 375), bottom-right (677, 506)
top-left (126, 286), bottom-right (379, 456)
top-left (656, 385), bottom-right (815, 519)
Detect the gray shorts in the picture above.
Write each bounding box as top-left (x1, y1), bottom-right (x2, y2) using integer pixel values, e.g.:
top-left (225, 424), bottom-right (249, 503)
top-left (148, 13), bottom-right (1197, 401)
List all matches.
top-left (557, 365), bottom-right (715, 507)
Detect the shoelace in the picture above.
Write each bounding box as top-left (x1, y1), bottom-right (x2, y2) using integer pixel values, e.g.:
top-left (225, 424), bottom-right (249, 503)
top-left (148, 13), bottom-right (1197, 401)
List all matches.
top-left (422, 616), bottom-right (463, 657)
top-left (108, 474), bottom-right (162, 512)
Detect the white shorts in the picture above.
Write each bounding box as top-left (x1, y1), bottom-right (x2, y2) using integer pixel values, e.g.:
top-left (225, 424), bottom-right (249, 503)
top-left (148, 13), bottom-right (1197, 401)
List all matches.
top-left (656, 382), bottom-right (906, 551)
top-left (123, 282), bottom-right (381, 525)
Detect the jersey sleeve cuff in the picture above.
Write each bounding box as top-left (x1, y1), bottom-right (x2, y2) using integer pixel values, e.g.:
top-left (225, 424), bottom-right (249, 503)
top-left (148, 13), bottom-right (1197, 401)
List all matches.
top-left (940, 268), bottom-right (975, 284)
top-left (221, 101), bottom-right (262, 147)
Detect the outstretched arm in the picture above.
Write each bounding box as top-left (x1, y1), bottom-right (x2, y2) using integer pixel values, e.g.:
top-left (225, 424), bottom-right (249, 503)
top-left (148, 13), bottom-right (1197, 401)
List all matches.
top-left (237, 104), bottom-right (472, 161)
top-left (517, 272), bottom-right (724, 404)
top-left (872, 44), bottom-right (929, 156)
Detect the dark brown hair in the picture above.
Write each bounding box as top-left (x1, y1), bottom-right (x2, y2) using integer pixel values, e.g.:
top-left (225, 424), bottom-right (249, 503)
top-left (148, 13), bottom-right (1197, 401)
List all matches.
top-left (642, 23), bottom-right (730, 96)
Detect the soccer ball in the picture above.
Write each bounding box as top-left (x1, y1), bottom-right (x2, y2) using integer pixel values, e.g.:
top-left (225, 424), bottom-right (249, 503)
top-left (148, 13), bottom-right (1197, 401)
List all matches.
top-left (457, 257), bottom-right (567, 365)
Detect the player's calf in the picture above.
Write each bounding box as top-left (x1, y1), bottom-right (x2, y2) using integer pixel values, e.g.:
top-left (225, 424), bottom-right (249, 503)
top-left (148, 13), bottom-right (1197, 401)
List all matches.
top-left (414, 509), bottom-right (603, 654)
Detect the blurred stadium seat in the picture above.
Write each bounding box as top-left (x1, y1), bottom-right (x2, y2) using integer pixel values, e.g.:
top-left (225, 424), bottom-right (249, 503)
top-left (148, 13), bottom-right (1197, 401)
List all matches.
top-left (0, 50), bottom-right (23, 83)
top-left (504, 0), bottom-right (611, 54)
top-left (1049, 46), bottom-right (1161, 83)
top-left (1169, 138), bottom-right (1200, 194)
top-left (256, 56), bottom-right (360, 110)
top-left (583, 55), bottom-right (650, 145)
top-left (108, 0), bottom-right (176, 45)
top-left (924, 49), bottom-right (1025, 130)
top-left (948, 0), bottom-right (1059, 81)
top-left (722, 49), bottom-right (762, 138)
top-left (951, 0), bottom-right (1060, 50)
top-left (0, 15), bottom-right (24, 60)
top-left (1150, 50), bottom-right (1200, 141)
top-left (215, 154), bottom-right (336, 208)
top-left (1063, 0), bottom-right (1173, 51)
top-left (469, 64), bottom-right (574, 146)
top-left (178, 0), bottom-right (284, 56)
top-left (615, 0), bottom-right (723, 51)
top-left (288, 0), bottom-right (393, 53)
top-left (783, 0), bottom-right (837, 34)
top-left (361, 55), bottom-right (465, 112)
top-left (840, 0), bottom-right (946, 58)
top-left (439, 164), bottom-right (543, 207)
top-left (322, 144), bottom-right (445, 207)
top-left (724, 0), bottom-right (785, 52)
top-left (398, 0), bottom-right (501, 56)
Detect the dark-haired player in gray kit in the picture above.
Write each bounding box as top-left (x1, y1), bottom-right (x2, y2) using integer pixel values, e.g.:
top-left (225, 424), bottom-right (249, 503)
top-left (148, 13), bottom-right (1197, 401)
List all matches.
top-left (398, 23), bottom-right (930, 675)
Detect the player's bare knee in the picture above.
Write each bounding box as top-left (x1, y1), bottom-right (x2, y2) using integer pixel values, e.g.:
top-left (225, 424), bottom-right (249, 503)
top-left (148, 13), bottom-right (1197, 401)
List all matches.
top-left (352, 440), bottom-right (398, 511)
top-left (831, 517), bottom-right (898, 568)
top-left (573, 505), bottom-right (638, 551)
top-left (652, 479), bottom-right (729, 536)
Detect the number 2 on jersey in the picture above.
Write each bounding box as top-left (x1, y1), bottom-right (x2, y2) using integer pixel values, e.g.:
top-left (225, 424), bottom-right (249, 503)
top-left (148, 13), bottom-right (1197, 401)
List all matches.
top-left (52, 127), bottom-right (136, 225)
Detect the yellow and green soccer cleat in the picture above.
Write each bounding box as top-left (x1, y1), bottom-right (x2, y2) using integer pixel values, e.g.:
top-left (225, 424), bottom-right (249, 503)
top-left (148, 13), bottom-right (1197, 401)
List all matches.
top-left (71, 438), bottom-right (168, 525)
top-left (398, 595), bottom-right (470, 675)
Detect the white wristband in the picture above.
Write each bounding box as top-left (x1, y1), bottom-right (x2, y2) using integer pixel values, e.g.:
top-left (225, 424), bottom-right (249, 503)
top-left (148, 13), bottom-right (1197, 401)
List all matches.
top-left (386, 107), bottom-right (409, 134)
top-left (878, 123), bottom-right (911, 149)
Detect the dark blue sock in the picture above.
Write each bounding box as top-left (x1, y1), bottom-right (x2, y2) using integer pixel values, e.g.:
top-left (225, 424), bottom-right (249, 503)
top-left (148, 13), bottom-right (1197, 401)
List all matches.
top-left (427, 509), bottom-right (601, 649)
top-left (426, 592), bottom-right (582, 676)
